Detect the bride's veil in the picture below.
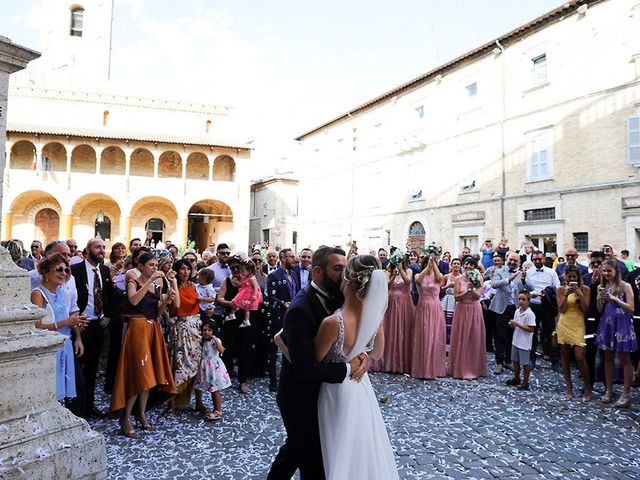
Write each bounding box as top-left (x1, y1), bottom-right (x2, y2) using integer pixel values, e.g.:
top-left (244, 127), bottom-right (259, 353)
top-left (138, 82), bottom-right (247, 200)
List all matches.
top-left (345, 269), bottom-right (388, 362)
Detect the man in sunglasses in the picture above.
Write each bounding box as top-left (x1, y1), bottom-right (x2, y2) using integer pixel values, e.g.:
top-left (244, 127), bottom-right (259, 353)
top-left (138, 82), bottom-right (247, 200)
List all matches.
top-left (28, 240), bottom-right (43, 263)
top-left (583, 250), bottom-right (606, 391)
top-left (555, 247), bottom-right (587, 283)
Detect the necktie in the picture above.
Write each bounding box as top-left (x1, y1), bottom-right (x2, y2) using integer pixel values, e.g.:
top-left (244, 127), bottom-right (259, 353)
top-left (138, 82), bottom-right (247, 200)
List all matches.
top-left (93, 268), bottom-right (103, 318)
top-left (537, 269), bottom-right (544, 272)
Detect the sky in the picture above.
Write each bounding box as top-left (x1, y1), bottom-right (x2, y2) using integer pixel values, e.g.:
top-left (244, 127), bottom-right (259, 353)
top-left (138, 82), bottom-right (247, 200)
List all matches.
top-left (2, 0), bottom-right (563, 173)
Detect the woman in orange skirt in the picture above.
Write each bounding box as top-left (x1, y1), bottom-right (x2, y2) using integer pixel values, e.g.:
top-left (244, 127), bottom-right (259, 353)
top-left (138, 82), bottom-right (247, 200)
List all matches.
top-left (110, 252), bottom-right (177, 438)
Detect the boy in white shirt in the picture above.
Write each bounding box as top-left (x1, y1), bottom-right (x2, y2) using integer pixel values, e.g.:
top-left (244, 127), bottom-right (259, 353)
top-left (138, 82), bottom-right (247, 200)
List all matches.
top-left (505, 290), bottom-right (537, 390)
top-left (196, 268), bottom-right (217, 323)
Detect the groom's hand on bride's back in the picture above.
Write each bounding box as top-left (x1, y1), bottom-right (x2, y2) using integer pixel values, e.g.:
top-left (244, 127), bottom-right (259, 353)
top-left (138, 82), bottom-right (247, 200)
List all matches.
top-left (349, 353), bottom-right (369, 382)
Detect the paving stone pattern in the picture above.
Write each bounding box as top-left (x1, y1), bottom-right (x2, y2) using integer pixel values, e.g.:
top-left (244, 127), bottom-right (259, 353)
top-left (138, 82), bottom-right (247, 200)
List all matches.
top-left (92, 356), bottom-right (640, 479)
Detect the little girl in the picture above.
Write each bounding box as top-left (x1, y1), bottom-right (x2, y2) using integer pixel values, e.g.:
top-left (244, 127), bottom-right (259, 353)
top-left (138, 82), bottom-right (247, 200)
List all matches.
top-left (232, 259), bottom-right (262, 328)
top-left (195, 268), bottom-right (217, 323)
top-left (195, 320), bottom-right (231, 420)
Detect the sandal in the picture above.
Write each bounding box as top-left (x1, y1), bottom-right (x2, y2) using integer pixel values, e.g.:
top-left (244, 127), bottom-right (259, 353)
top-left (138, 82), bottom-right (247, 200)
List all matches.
top-left (204, 410), bottom-right (222, 421)
top-left (615, 396), bottom-right (631, 408)
top-left (582, 391), bottom-right (593, 403)
top-left (136, 413), bottom-right (155, 431)
top-left (601, 391), bottom-right (614, 404)
top-left (195, 403), bottom-right (209, 415)
top-left (505, 378), bottom-right (520, 386)
top-left (516, 383), bottom-right (529, 391)
top-left (119, 417), bottom-right (138, 439)
top-left (163, 408), bottom-right (175, 419)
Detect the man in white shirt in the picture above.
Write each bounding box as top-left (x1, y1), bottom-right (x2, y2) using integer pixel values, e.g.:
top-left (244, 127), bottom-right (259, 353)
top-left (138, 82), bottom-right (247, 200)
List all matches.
top-left (523, 250), bottom-right (560, 367)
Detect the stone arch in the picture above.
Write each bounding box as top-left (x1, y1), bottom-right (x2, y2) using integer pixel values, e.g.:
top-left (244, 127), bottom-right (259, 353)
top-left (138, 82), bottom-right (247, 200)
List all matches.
top-left (71, 144), bottom-right (96, 173)
top-left (187, 199), bottom-right (234, 251)
top-left (100, 145), bottom-right (126, 175)
top-left (186, 152), bottom-right (209, 180)
top-left (42, 142), bottom-right (67, 171)
top-left (407, 220), bottom-right (427, 251)
top-left (213, 155), bottom-right (235, 181)
top-left (10, 140), bottom-right (37, 170)
top-left (130, 196), bottom-right (178, 244)
top-left (8, 191), bottom-right (62, 244)
top-left (130, 148), bottom-right (154, 177)
top-left (158, 151), bottom-right (182, 178)
top-left (72, 193), bottom-right (122, 244)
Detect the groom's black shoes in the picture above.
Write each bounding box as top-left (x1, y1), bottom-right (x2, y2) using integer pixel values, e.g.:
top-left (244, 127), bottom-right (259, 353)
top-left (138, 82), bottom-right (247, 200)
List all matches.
top-left (269, 379), bottom-right (278, 392)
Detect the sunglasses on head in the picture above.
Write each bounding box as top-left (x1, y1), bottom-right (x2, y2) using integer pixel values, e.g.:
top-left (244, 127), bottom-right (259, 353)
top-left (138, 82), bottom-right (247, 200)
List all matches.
top-left (54, 266), bottom-right (71, 274)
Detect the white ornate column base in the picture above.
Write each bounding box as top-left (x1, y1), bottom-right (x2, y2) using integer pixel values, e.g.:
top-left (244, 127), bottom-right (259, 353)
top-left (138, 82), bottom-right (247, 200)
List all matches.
top-left (0, 247), bottom-right (107, 479)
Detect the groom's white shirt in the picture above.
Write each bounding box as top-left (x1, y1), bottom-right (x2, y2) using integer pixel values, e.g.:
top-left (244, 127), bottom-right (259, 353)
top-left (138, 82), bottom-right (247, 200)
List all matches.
top-left (311, 280), bottom-right (351, 377)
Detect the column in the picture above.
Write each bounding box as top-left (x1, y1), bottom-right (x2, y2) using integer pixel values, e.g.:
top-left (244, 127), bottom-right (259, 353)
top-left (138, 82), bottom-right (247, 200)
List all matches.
top-left (176, 217), bottom-right (188, 246)
top-left (153, 149), bottom-right (159, 178)
top-left (65, 144), bottom-right (72, 191)
top-left (1, 212), bottom-right (12, 239)
top-left (123, 147), bottom-right (132, 194)
top-left (207, 153), bottom-right (214, 181)
top-left (120, 215), bottom-right (131, 245)
top-left (95, 146), bottom-right (103, 175)
top-left (59, 213), bottom-right (73, 239)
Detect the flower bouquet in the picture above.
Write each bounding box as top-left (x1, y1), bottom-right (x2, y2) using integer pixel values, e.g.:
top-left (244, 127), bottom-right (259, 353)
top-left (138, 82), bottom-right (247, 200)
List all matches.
top-left (421, 242), bottom-right (442, 259)
top-left (466, 269), bottom-right (481, 289)
top-left (389, 249), bottom-right (405, 267)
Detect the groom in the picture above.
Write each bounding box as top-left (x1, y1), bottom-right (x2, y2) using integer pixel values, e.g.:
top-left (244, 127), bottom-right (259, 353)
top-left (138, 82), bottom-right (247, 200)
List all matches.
top-left (267, 246), bottom-right (369, 480)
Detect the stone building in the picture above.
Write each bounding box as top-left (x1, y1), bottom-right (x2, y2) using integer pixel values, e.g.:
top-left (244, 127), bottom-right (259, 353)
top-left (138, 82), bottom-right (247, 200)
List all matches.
top-left (2, 0), bottom-right (252, 251)
top-left (249, 175), bottom-right (299, 250)
top-left (294, 0), bottom-right (640, 258)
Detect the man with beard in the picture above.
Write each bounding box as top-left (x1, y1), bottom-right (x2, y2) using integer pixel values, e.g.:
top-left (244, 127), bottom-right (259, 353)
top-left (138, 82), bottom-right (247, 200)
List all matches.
top-left (268, 246), bottom-right (368, 480)
top-left (267, 248), bottom-right (299, 391)
top-left (71, 238), bottom-right (114, 418)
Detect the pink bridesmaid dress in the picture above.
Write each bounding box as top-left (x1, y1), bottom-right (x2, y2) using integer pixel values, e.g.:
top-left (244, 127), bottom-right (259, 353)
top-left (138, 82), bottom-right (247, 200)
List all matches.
top-left (411, 271), bottom-right (446, 379)
top-left (372, 272), bottom-right (414, 373)
top-left (448, 275), bottom-right (488, 380)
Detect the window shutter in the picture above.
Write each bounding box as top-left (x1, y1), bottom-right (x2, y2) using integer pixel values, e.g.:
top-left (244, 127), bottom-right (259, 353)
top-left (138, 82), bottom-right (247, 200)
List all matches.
top-left (629, 116), bottom-right (640, 164)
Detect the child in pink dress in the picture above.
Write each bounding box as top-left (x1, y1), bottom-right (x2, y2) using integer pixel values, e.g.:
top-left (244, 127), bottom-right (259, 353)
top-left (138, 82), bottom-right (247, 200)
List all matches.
top-left (232, 260), bottom-right (262, 328)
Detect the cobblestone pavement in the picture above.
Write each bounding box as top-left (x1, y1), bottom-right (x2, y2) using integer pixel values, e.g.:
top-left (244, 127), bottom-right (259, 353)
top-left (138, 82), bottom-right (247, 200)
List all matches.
top-left (92, 355), bottom-right (640, 479)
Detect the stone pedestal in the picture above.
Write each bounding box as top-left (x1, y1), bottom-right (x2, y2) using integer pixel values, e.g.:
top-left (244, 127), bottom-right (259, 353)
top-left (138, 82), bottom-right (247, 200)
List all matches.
top-left (0, 249), bottom-right (107, 479)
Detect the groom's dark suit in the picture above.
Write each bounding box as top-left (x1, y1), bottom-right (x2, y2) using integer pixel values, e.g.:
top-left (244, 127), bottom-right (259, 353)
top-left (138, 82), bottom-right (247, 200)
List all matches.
top-left (268, 283), bottom-right (347, 480)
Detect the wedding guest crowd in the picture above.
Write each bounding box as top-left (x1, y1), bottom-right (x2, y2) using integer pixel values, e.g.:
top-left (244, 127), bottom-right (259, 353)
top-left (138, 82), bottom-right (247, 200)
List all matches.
top-left (4, 230), bottom-right (640, 441)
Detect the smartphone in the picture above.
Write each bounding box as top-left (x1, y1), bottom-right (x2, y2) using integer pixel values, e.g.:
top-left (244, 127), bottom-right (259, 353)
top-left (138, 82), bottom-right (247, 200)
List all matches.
top-left (569, 281), bottom-right (577, 288)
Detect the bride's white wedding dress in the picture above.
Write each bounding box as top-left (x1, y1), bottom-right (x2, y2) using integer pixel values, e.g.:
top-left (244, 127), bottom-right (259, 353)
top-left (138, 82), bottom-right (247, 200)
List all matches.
top-left (318, 271), bottom-right (399, 480)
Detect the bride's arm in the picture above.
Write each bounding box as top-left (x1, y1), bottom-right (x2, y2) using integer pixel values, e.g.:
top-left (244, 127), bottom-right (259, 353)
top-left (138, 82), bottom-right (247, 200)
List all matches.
top-left (313, 315), bottom-right (340, 362)
top-left (274, 329), bottom-right (291, 362)
top-left (369, 324), bottom-right (384, 361)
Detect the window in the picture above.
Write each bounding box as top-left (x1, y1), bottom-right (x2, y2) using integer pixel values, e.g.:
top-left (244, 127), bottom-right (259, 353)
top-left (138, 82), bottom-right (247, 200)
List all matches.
top-left (573, 232), bottom-right (589, 251)
top-left (409, 221), bottom-right (426, 236)
top-left (70, 7), bottom-right (84, 37)
top-left (95, 215), bottom-right (111, 241)
top-left (37, 155), bottom-right (52, 172)
top-left (415, 105), bottom-right (424, 120)
top-left (526, 131), bottom-right (553, 181)
top-left (629, 116), bottom-right (640, 164)
top-left (262, 229), bottom-right (269, 244)
top-left (459, 178), bottom-right (477, 193)
top-left (524, 207), bottom-right (556, 221)
top-left (532, 54), bottom-right (547, 85)
top-left (102, 110), bottom-right (109, 127)
top-left (465, 82), bottom-right (477, 97)
top-left (145, 218), bottom-right (165, 244)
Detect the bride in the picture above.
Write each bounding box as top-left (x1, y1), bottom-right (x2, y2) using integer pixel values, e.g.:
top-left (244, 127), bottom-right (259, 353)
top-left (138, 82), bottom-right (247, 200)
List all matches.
top-left (314, 254), bottom-right (399, 479)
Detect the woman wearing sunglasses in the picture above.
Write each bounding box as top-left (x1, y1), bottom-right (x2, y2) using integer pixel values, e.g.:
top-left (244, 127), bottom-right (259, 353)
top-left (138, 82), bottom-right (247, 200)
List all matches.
top-left (31, 252), bottom-right (89, 402)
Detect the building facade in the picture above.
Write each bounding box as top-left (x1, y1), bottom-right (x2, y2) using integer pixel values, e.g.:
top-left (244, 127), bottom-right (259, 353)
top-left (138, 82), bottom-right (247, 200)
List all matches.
top-left (294, 0), bottom-right (640, 258)
top-left (2, 0), bottom-right (252, 251)
top-left (249, 175), bottom-right (299, 250)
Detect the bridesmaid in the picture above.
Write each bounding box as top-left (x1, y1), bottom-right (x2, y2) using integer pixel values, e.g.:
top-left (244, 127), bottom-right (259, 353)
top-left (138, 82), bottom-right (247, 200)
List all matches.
top-left (449, 256), bottom-right (488, 380)
top-left (440, 258), bottom-right (462, 350)
top-left (412, 253), bottom-right (446, 379)
top-left (372, 254), bottom-right (414, 373)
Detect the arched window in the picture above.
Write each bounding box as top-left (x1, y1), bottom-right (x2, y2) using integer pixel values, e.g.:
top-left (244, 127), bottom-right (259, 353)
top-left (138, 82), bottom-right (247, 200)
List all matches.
top-left (70, 7), bottom-right (84, 37)
top-left (409, 221), bottom-right (426, 236)
top-left (145, 218), bottom-right (165, 245)
top-left (95, 213), bottom-right (111, 241)
top-left (103, 110), bottom-right (109, 127)
top-left (407, 221), bottom-right (426, 251)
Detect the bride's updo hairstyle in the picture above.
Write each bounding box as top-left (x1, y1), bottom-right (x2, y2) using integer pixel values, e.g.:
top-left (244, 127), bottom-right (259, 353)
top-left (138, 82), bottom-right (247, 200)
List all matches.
top-left (344, 254), bottom-right (381, 300)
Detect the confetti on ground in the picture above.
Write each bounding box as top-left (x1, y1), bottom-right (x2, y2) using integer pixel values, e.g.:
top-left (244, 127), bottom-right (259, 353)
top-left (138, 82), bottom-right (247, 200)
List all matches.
top-left (86, 354), bottom-right (640, 479)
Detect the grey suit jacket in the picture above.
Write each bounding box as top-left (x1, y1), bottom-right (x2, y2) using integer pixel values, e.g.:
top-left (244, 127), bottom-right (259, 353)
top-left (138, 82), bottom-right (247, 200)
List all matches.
top-left (489, 266), bottom-right (522, 315)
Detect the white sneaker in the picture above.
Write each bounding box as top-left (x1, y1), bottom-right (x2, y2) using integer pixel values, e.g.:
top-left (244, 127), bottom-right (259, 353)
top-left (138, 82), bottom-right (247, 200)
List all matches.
top-left (239, 319), bottom-right (251, 328)
top-left (493, 365), bottom-right (504, 375)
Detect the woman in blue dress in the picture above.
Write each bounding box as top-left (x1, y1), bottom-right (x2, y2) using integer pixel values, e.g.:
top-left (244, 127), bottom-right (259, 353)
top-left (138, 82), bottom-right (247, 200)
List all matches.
top-left (480, 240), bottom-right (494, 270)
top-left (30, 253), bottom-right (88, 402)
top-left (596, 259), bottom-right (637, 408)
